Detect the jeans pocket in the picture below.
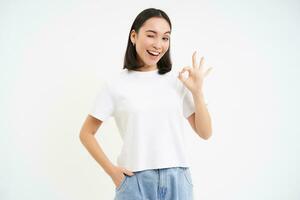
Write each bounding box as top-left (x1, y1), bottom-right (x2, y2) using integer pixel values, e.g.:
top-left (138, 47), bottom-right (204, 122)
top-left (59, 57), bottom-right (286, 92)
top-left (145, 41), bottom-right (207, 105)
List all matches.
top-left (183, 168), bottom-right (193, 187)
top-left (115, 174), bottom-right (127, 191)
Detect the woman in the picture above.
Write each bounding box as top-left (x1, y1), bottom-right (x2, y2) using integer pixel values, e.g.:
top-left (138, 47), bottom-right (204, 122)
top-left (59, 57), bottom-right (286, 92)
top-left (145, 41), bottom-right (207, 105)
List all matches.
top-left (79, 8), bottom-right (212, 200)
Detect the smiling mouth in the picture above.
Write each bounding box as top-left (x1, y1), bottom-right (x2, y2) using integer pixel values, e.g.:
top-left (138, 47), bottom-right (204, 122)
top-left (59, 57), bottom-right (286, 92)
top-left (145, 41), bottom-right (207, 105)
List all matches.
top-left (147, 50), bottom-right (160, 56)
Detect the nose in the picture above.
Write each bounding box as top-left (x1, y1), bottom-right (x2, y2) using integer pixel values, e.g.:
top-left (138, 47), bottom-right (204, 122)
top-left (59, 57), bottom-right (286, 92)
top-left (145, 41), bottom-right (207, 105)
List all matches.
top-left (152, 39), bottom-right (162, 50)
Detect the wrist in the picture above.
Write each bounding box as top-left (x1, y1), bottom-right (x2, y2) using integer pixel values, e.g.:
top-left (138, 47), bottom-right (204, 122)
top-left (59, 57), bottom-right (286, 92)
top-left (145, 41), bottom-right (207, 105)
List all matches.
top-left (192, 90), bottom-right (204, 98)
top-left (104, 163), bottom-right (116, 176)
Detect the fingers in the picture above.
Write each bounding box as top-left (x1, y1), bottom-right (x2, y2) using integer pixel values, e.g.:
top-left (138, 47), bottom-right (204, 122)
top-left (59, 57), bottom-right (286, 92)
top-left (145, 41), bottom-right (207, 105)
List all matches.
top-left (180, 66), bottom-right (192, 72)
top-left (122, 168), bottom-right (135, 176)
top-left (178, 66), bottom-right (192, 76)
top-left (192, 51), bottom-right (205, 70)
top-left (178, 66), bottom-right (191, 81)
top-left (192, 51), bottom-right (197, 68)
top-left (199, 56), bottom-right (205, 69)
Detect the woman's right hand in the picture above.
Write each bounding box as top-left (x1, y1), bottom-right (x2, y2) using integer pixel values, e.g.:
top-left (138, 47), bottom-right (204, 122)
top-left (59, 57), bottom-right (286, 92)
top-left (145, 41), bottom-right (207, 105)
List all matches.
top-left (109, 165), bottom-right (135, 188)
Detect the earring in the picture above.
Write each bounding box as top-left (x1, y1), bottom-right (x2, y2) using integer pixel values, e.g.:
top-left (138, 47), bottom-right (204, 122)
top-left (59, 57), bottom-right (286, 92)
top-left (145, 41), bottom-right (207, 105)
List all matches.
top-left (132, 42), bottom-right (135, 46)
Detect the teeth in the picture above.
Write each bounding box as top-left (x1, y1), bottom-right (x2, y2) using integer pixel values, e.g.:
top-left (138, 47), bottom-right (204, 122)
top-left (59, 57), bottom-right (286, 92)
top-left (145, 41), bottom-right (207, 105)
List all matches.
top-left (148, 50), bottom-right (160, 56)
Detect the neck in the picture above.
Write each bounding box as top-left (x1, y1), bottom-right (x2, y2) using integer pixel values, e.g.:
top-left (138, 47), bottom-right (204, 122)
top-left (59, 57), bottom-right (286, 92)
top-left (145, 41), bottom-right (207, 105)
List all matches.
top-left (136, 64), bottom-right (158, 72)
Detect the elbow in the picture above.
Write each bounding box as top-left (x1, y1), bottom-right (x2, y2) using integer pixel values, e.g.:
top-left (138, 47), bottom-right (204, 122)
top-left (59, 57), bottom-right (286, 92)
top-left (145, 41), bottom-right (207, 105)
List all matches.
top-left (79, 130), bottom-right (96, 142)
top-left (203, 126), bottom-right (213, 140)
top-left (195, 122), bottom-right (212, 140)
top-left (79, 132), bottom-right (85, 142)
top-left (198, 129), bottom-right (212, 140)
top-left (202, 133), bottom-right (212, 140)
top-left (79, 131), bottom-right (90, 142)
top-left (79, 125), bottom-right (97, 139)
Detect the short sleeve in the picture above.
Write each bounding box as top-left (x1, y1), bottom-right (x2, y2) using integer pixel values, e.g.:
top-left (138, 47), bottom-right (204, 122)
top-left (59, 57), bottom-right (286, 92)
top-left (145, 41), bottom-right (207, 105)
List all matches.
top-left (182, 86), bottom-right (195, 118)
top-left (89, 82), bottom-right (115, 121)
top-left (171, 69), bottom-right (208, 119)
top-left (182, 85), bottom-right (209, 119)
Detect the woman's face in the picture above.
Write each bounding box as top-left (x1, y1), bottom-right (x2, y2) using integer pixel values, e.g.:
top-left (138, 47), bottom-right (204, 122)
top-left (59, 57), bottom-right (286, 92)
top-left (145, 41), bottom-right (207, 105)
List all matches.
top-left (130, 17), bottom-right (171, 69)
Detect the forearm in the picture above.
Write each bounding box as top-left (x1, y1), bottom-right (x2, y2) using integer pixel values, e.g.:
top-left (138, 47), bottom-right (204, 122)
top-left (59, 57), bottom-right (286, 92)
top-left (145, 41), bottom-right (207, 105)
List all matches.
top-left (79, 133), bottom-right (115, 175)
top-left (192, 91), bottom-right (212, 139)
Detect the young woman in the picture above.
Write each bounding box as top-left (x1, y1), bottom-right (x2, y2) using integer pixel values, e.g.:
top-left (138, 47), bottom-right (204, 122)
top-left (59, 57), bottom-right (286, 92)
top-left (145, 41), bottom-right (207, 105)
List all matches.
top-left (79, 8), bottom-right (212, 200)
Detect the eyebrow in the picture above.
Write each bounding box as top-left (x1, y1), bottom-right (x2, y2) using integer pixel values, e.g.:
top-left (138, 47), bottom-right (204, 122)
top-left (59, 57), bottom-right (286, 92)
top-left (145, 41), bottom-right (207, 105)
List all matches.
top-left (145, 30), bottom-right (171, 35)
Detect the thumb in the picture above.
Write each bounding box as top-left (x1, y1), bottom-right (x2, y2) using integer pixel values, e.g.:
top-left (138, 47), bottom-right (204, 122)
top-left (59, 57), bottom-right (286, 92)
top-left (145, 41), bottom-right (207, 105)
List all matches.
top-left (177, 71), bottom-right (184, 82)
top-left (178, 67), bottom-right (191, 82)
top-left (177, 70), bottom-right (186, 82)
top-left (122, 168), bottom-right (135, 176)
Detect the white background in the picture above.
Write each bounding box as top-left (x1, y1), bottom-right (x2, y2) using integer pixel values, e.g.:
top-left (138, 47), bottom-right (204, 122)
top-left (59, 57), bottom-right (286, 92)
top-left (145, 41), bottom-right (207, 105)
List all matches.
top-left (1, 0), bottom-right (299, 199)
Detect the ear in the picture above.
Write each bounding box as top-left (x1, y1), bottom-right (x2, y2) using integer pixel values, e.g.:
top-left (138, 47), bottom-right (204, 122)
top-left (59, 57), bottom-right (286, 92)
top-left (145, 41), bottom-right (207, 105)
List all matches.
top-left (130, 30), bottom-right (136, 44)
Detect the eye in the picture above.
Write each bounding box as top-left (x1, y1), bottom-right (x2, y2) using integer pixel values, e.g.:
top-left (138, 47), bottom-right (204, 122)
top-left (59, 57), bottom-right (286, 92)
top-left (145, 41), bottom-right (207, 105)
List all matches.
top-left (163, 37), bottom-right (169, 41)
top-left (147, 35), bottom-right (154, 38)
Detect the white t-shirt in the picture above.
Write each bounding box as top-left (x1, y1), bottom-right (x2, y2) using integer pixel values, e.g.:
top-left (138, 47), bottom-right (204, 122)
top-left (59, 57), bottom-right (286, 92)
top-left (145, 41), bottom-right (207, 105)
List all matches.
top-left (89, 68), bottom-right (196, 172)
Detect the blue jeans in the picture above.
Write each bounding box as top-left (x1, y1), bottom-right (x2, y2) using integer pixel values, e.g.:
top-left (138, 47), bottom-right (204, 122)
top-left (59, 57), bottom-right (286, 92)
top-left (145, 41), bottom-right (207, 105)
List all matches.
top-left (114, 167), bottom-right (194, 200)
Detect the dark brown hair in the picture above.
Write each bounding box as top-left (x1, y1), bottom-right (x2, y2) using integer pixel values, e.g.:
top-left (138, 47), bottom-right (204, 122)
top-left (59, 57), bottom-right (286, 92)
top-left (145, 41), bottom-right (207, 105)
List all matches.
top-left (123, 8), bottom-right (172, 75)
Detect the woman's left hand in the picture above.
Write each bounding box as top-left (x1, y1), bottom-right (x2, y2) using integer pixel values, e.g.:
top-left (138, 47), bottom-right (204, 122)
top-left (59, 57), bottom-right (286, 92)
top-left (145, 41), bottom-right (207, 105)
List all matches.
top-left (177, 51), bottom-right (213, 94)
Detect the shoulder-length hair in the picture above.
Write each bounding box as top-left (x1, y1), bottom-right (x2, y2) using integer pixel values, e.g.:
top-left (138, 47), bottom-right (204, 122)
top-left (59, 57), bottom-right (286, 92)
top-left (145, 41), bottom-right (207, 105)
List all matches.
top-left (123, 8), bottom-right (172, 75)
